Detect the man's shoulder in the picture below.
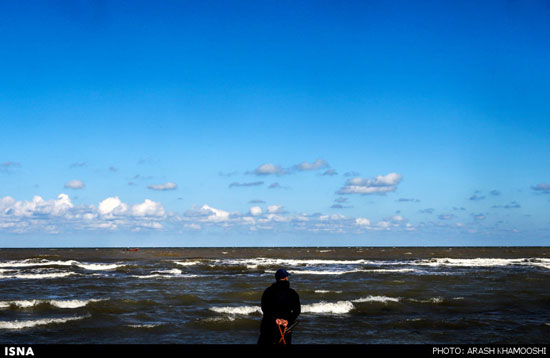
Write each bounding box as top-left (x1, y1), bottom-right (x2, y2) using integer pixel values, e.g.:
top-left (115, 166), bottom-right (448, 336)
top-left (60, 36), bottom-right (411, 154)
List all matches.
top-left (263, 283), bottom-right (277, 294)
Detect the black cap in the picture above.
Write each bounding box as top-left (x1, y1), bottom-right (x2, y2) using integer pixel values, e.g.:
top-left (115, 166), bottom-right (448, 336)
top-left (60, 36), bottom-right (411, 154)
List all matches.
top-left (275, 268), bottom-right (290, 280)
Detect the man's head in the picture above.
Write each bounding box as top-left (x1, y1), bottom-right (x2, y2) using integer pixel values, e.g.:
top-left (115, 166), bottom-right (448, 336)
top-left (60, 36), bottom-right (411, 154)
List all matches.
top-left (275, 268), bottom-right (290, 281)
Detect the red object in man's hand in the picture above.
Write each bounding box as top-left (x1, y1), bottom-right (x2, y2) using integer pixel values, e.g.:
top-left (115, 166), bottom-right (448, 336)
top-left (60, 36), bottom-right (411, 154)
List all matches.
top-left (275, 318), bottom-right (288, 327)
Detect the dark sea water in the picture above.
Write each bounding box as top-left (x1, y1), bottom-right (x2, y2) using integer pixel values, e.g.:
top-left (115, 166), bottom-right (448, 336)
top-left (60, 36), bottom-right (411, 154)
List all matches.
top-left (0, 247), bottom-right (549, 344)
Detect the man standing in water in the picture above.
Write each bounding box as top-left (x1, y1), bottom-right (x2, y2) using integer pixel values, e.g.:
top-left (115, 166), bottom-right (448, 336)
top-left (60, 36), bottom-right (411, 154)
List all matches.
top-left (258, 269), bottom-right (301, 345)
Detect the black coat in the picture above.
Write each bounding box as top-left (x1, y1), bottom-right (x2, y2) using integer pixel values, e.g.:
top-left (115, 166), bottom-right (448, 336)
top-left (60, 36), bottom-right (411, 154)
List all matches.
top-left (258, 280), bottom-right (301, 344)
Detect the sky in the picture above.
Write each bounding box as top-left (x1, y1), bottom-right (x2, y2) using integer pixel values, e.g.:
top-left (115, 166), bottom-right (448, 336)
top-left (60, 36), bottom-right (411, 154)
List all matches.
top-left (1, 0), bottom-right (550, 247)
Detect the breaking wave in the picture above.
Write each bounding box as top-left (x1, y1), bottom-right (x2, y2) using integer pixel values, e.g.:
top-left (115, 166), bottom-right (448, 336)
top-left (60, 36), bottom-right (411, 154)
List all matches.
top-left (413, 258), bottom-right (550, 270)
top-left (0, 315), bottom-right (89, 330)
top-left (0, 272), bottom-right (77, 280)
top-left (0, 298), bottom-right (108, 310)
top-left (209, 295), bottom-right (402, 316)
top-left (0, 259), bottom-right (125, 271)
top-left (130, 269), bottom-right (201, 279)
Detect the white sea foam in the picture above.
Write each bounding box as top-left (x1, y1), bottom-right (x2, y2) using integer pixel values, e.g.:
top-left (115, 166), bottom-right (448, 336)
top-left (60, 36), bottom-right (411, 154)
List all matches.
top-left (408, 297), bottom-right (444, 304)
top-left (214, 258), bottom-right (371, 267)
top-left (209, 295), bottom-right (401, 317)
top-left (291, 269), bottom-right (368, 276)
top-left (131, 270), bottom-right (199, 279)
top-left (352, 295), bottom-right (401, 304)
top-left (371, 268), bottom-right (417, 273)
top-left (303, 296), bottom-right (400, 314)
top-left (0, 298), bottom-right (107, 309)
top-left (0, 259), bottom-right (124, 271)
top-left (213, 256), bottom-right (550, 271)
top-left (49, 299), bottom-right (107, 308)
top-left (314, 290), bottom-right (343, 294)
top-left (75, 263), bottom-right (123, 271)
top-left (1, 300), bottom-right (42, 308)
top-left (413, 257), bottom-right (550, 269)
top-left (528, 259), bottom-right (550, 270)
top-left (302, 301), bottom-right (354, 314)
top-left (209, 305), bottom-right (261, 315)
top-left (173, 260), bottom-right (202, 266)
top-left (0, 272), bottom-right (76, 280)
top-left (0, 315), bottom-right (88, 330)
top-left (0, 259), bottom-right (79, 268)
top-left (152, 269), bottom-right (182, 275)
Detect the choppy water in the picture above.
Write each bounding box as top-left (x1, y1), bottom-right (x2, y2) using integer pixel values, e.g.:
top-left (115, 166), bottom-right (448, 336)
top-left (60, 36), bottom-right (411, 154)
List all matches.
top-left (0, 247), bottom-right (549, 344)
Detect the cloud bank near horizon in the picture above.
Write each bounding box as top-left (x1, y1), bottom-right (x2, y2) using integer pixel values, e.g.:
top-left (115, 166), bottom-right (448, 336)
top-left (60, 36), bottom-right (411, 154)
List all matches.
top-left (0, 193), bottom-right (418, 236)
top-left (0, 190), bottom-right (526, 242)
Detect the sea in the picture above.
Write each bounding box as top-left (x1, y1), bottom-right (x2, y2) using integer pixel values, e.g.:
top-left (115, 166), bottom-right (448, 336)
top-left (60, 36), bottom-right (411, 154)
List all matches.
top-left (0, 247), bottom-right (549, 345)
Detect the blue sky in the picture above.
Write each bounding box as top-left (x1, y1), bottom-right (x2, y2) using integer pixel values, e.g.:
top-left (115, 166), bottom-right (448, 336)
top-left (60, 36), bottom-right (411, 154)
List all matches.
top-left (1, 0), bottom-right (549, 247)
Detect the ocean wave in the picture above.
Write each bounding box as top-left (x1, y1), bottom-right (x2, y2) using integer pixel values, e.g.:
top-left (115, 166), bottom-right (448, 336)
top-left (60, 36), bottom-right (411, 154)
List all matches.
top-left (363, 268), bottom-right (417, 273)
top-left (352, 295), bottom-right (401, 304)
top-left (75, 263), bottom-right (124, 271)
top-left (304, 296), bottom-right (401, 314)
top-left (290, 269), bottom-right (368, 275)
top-left (0, 259), bottom-right (79, 268)
top-left (173, 260), bottom-right (203, 266)
top-left (209, 295), bottom-right (402, 317)
top-left (408, 297), bottom-right (444, 304)
top-left (169, 256), bottom-right (550, 275)
top-left (0, 259), bottom-right (125, 271)
top-left (0, 272), bottom-right (77, 280)
top-left (152, 268), bottom-right (182, 275)
top-left (0, 298), bottom-right (108, 309)
top-left (314, 290), bottom-right (343, 294)
top-left (209, 305), bottom-right (261, 316)
top-left (267, 267), bottom-right (418, 275)
top-left (130, 269), bottom-right (200, 279)
top-left (213, 258), bottom-right (371, 268)
top-left (413, 258), bottom-right (550, 270)
top-left (0, 315), bottom-right (89, 330)
top-left (212, 256), bottom-right (550, 271)
top-left (302, 301), bottom-right (354, 314)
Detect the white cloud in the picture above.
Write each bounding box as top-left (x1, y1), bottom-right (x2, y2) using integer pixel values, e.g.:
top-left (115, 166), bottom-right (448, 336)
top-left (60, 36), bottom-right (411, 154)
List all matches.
top-left (337, 173), bottom-right (402, 195)
top-left (185, 204), bottom-right (231, 223)
top-left (293, 158), bottom-right (329, 171)
top-left (376, 221), bottom-right (391, 229)
top-left (98, 197), bottom-right (128, 216)
top-left (392, 215), bottom-right (405, 222)
top-left (0, 194), bottom-right (74, 218)
top-left (267, 205), bottom-right (283, 213)
top-left (64, 180), bottom-right (85, 190)
top-left (253, 163), bottom-right (286, 176)
top-left (0, 194), bottom-right (426, 237)
top-left (132, 199), bottom-right (166, 217)
top-left (250, 206), bottom-right (263, 216)
top-left (148, 182), bottom-right (177, 191)
top-left (355, 217), bottom-right (371, 226)
top-left (251, 158), bottom-right (331, 176)
top-left (185, 223), bottom-right (201, 230)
